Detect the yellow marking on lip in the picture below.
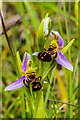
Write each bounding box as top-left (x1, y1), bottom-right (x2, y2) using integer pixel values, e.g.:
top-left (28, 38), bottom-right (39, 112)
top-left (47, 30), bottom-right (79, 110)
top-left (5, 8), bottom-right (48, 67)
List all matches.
top-left (25, 80), bottom-right (28, 86)
top-left (44, 53), bottom-right (47, 56)
top-left (34, 85), bottom-right (38, 88)
top-left (50, 40), bottom-right (58, 52)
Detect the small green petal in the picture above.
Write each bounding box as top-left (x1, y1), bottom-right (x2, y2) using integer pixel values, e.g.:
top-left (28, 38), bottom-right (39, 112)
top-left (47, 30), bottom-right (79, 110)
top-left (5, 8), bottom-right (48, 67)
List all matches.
top-left (61, 39), bottom-right (75, 54)
top-left (17, 51), bottom-right (22, 71)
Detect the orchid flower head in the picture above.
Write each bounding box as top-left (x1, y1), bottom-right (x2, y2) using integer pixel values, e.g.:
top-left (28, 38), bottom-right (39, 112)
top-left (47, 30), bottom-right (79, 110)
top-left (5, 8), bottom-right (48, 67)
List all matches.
top-left (50, 30), bottom-right (64, 48)
top-left (5, 52), bottom-right (31, 91)
top-left (25, 60), bottom-right (38, 78)
top-left (32, 31), bottom-right (73, 71)
top-left (50, 31), bottom-right (73, 71)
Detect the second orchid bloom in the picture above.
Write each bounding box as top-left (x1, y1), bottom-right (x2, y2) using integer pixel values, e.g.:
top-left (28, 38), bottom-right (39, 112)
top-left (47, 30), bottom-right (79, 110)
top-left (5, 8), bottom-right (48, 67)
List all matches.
top-left (5, 52), bottom-right (42, 91)
top-left (32, 30), bottom-right (73, 71)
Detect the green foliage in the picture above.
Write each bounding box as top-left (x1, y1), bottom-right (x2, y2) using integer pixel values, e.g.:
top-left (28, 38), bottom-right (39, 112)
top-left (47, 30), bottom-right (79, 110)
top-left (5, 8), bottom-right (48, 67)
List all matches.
top-left (36, 91), bottom-right (45, 118)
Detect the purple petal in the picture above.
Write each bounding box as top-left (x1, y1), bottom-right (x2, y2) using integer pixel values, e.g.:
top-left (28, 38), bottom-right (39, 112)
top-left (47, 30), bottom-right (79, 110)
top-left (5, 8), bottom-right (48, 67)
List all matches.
top-left (51, 31), bottom-right (64, 48)
top-left (58, 37), bottom-right (64, 48)
top-left (56, 51), bottom-right (73, 71)
top-left (22, 52), bottom-right (31, 72)
top-left (5, 76), bottom-right (25, 91)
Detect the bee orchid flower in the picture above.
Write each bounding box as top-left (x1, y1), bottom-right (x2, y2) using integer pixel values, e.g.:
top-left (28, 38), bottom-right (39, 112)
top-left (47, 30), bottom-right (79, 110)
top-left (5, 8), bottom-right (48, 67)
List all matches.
top-left (32, 31), bottom-right (73, 71)
top-left (5, 52), bottom-right (31, 91)
top-left (50, 30), bottom-right (73, 71)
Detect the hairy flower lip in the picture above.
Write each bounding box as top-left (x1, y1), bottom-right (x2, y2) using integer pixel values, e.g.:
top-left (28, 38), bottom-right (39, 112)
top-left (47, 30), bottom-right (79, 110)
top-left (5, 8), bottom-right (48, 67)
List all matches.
top-left (5, 52), bottom-right (31, 91)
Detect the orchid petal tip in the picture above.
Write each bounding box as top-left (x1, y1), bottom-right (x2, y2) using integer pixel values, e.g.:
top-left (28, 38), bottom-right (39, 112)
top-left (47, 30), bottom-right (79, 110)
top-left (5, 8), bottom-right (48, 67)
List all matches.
top-left (32, 52), bottom-right (39, 56)
top-left (71, 66), bottom-right (73, 71)
top-left (4, 88), bottom-right (8, 91)
top-left (43, 81), bottom-right (47, 83)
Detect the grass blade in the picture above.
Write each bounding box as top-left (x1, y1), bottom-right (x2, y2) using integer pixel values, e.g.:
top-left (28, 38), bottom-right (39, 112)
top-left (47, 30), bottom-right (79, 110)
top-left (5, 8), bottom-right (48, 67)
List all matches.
top-left (19, 2), bottom-right (32, 55)
top-left (36, 91), bottom-right (45, 118)
top-left (44, 67), bottom-right (56, 108)
top-left (63, 2), bottom-right (73, 118)
top-left (3, 96), bottom-right (20, 118)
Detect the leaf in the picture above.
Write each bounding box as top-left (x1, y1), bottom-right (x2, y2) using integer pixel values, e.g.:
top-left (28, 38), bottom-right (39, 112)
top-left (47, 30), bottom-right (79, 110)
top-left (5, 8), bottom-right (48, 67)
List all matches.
top-left (36, 90), bottom-right (45, 118)
top-left (26, 98), bottom-right (31, 118)
top-left (61, 39), bottom-right (75, 54)
top-left (44, 67), bottom-right (56, 107)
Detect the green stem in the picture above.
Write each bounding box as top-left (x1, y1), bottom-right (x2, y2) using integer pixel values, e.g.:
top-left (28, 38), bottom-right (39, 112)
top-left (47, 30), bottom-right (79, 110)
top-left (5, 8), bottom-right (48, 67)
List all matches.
top-left (56, 12), bottom-right (65, 43)
top-left (22, 87), bottom-right (26, 118)
top-left (42, 61), bottom-right (57, 82)
top-left (19, 2), bottom-right (32, 55)
top-left (19, 2), bottom-right (35, 68)
top-left (78, 2), bottom-right (80, 119)
top-left (63, 2), bottom-right (73, 118)
top-left (44, 67), bottom-right (56, 108)
top-left (19, 3), bottom-right (33, 118)
top-left (0, 11), bottom-right (19, 76)
top-left (0, 10), bottom-right (25, 118)
top-left (0, 11), bottom-right (14, 58)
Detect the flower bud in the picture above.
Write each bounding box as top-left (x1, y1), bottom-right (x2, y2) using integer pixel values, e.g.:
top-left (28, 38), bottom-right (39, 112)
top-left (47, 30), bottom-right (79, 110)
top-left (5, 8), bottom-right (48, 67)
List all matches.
top-left (37, 13), bottom-right (51, 51)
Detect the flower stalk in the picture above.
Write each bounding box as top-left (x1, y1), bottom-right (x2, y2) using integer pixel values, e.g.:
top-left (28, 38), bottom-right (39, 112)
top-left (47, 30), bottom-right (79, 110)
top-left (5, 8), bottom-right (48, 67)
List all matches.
top-left (0, 10), bottom-right (20, 76)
